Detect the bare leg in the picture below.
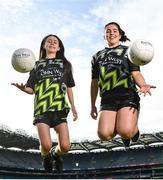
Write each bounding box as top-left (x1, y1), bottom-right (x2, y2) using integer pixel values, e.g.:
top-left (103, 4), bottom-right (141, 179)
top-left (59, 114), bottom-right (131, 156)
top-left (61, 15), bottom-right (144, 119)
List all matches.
top-left (98, 110), bottom-right (117, 141)
top-left (50, 122), bottom-right (71, 172)
top-left (116, 107), bottom-right (139, 139)
top-left (53, 122), bottom-right (71, 156)
top-left (36, 123), bottom-right (53, 172)
top-left (36, 123), bottom-right (52, 156)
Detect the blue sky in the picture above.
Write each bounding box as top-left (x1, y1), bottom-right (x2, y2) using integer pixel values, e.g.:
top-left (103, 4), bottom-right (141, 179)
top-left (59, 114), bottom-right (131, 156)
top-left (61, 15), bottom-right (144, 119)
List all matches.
top-left (0, 0), bottom-right (163, 141)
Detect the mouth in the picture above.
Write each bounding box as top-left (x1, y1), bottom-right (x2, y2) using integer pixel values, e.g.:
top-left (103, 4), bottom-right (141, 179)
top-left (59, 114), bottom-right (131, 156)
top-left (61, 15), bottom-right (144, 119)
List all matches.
top-left (48, 46), bottom-right (57, 51)
top-left (109, 36), bottom-right (116, 40)
top-left (49, 45), bottom-right (55, 48)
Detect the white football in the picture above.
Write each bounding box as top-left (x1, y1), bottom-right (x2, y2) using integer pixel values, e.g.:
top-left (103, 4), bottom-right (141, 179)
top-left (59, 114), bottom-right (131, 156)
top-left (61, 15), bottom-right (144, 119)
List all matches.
top-left (11, 48), bottom-right (36, 73)
top-left (128, 39), bottom-right (154, 66)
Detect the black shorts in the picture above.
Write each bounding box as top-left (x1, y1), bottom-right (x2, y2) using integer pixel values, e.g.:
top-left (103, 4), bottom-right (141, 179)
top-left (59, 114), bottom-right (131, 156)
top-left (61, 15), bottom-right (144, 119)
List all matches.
top-left (100, 90), bottom-right (140, 112)
top-left (33, 109), bottom-right (70, 127)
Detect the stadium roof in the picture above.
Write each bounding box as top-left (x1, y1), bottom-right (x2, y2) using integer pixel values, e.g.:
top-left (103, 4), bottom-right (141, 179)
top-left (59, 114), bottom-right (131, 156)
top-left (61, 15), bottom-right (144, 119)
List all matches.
top-left (1, 125), bottom-right (163, 152)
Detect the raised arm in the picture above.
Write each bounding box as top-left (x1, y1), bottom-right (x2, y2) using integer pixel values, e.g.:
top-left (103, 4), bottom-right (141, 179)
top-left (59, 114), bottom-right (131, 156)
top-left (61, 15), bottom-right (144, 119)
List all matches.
top-left (131, 71), bottom-right (156, 96)
top-left (11, 83), bottom-right (34, 95)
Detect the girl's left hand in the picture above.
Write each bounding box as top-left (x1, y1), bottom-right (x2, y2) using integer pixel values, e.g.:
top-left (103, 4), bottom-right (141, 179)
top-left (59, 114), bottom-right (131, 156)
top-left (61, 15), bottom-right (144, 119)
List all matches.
top-left (71, 106), bottom-right (78, 121)
top-left (139, 84), bottom-right (156, 96)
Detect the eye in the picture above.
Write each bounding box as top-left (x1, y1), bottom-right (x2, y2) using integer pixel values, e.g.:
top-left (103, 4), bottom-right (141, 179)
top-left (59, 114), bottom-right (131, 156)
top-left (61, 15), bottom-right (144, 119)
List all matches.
top-left (106, 30), bottom-right (111, 33)
top-left (47, 39), bottom-right (52, 43)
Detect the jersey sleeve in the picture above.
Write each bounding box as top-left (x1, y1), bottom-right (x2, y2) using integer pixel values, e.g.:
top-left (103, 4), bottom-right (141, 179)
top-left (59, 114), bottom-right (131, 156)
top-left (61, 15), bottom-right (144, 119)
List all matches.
top-left (26, 68), bottom-right (36, 90)
top-left (91, 55), bottom-right (99, 79)
top-left (65, 69), bottom-right (75, 88)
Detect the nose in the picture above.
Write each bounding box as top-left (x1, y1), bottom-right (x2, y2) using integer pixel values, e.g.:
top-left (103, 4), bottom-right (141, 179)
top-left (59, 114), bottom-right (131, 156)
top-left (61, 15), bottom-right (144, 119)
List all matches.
top-left (110, 30), bottom-right (114, 35)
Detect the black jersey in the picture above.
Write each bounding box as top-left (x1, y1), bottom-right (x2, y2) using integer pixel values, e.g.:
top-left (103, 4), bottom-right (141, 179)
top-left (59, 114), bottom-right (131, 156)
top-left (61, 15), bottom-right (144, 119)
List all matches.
top-left (91, 45), bottom-right (140, 99)
top-left (26, 58), bottom-right (75, 117)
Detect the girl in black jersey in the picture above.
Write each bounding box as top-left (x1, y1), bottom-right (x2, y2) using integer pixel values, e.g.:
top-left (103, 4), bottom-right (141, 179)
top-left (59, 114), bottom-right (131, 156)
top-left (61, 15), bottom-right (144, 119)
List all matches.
top-left (90, 22), bottom-right (156, 147)
top-left (12, 34), bottom-right (78, 172)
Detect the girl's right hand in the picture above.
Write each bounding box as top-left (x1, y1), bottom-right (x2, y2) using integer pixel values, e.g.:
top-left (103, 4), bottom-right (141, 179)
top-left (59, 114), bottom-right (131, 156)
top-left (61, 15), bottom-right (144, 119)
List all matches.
top-left (11, 83), bottom-right (34, 94)
top-left (11, 83), bottom-right (26, 91)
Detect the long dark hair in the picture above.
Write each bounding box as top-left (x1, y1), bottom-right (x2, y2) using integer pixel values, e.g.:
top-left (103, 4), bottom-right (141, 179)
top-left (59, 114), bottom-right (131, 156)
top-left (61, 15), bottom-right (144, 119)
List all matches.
top-left (39, 34), bottom-right (72, 74)
top-left (105, 22), bottom-right (130, 42)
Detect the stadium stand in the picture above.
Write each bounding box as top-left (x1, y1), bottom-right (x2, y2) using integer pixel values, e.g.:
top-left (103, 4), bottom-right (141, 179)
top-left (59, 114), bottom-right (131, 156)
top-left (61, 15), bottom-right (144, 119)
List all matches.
top-left (1, 124), bottom-right (163, 178)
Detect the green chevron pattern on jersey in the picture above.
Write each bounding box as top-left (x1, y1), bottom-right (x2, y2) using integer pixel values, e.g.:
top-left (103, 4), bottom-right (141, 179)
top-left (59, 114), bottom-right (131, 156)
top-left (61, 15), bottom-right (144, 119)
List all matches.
top-left (34, 78), bottom-right (69, 116)
top-left (98, 66), bottom-right (129, 96)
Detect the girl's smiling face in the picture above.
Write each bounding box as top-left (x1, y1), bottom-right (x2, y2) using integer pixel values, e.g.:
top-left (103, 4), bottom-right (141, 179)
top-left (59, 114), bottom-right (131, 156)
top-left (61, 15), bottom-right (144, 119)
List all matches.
top-left (104, 24), bottom-right (122, 48)
top-left (44, 36), bottom-right (60, 57)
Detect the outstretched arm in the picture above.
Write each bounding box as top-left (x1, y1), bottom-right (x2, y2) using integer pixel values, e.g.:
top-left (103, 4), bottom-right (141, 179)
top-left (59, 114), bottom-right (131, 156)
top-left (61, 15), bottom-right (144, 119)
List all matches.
top-left (131, 71), bottom-right (156, 96)
top-left (67, 87), bottom-right (78, 121)
top-left (90, 79), bottom-right (98, 120)
top-left (11, 83), bottom-right (34, 95)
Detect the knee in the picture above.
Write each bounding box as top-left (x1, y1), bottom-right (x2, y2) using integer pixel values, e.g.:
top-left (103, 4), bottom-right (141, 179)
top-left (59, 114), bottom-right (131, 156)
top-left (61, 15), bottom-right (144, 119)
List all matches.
top-left (119, 129), bottom-right (135, 139)
top-left (97, 131), bottom-right (114, 141)
top-left (41, 141), bottom-right (52, 153)
top-left (60, 142), bottom-right (71, 153)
